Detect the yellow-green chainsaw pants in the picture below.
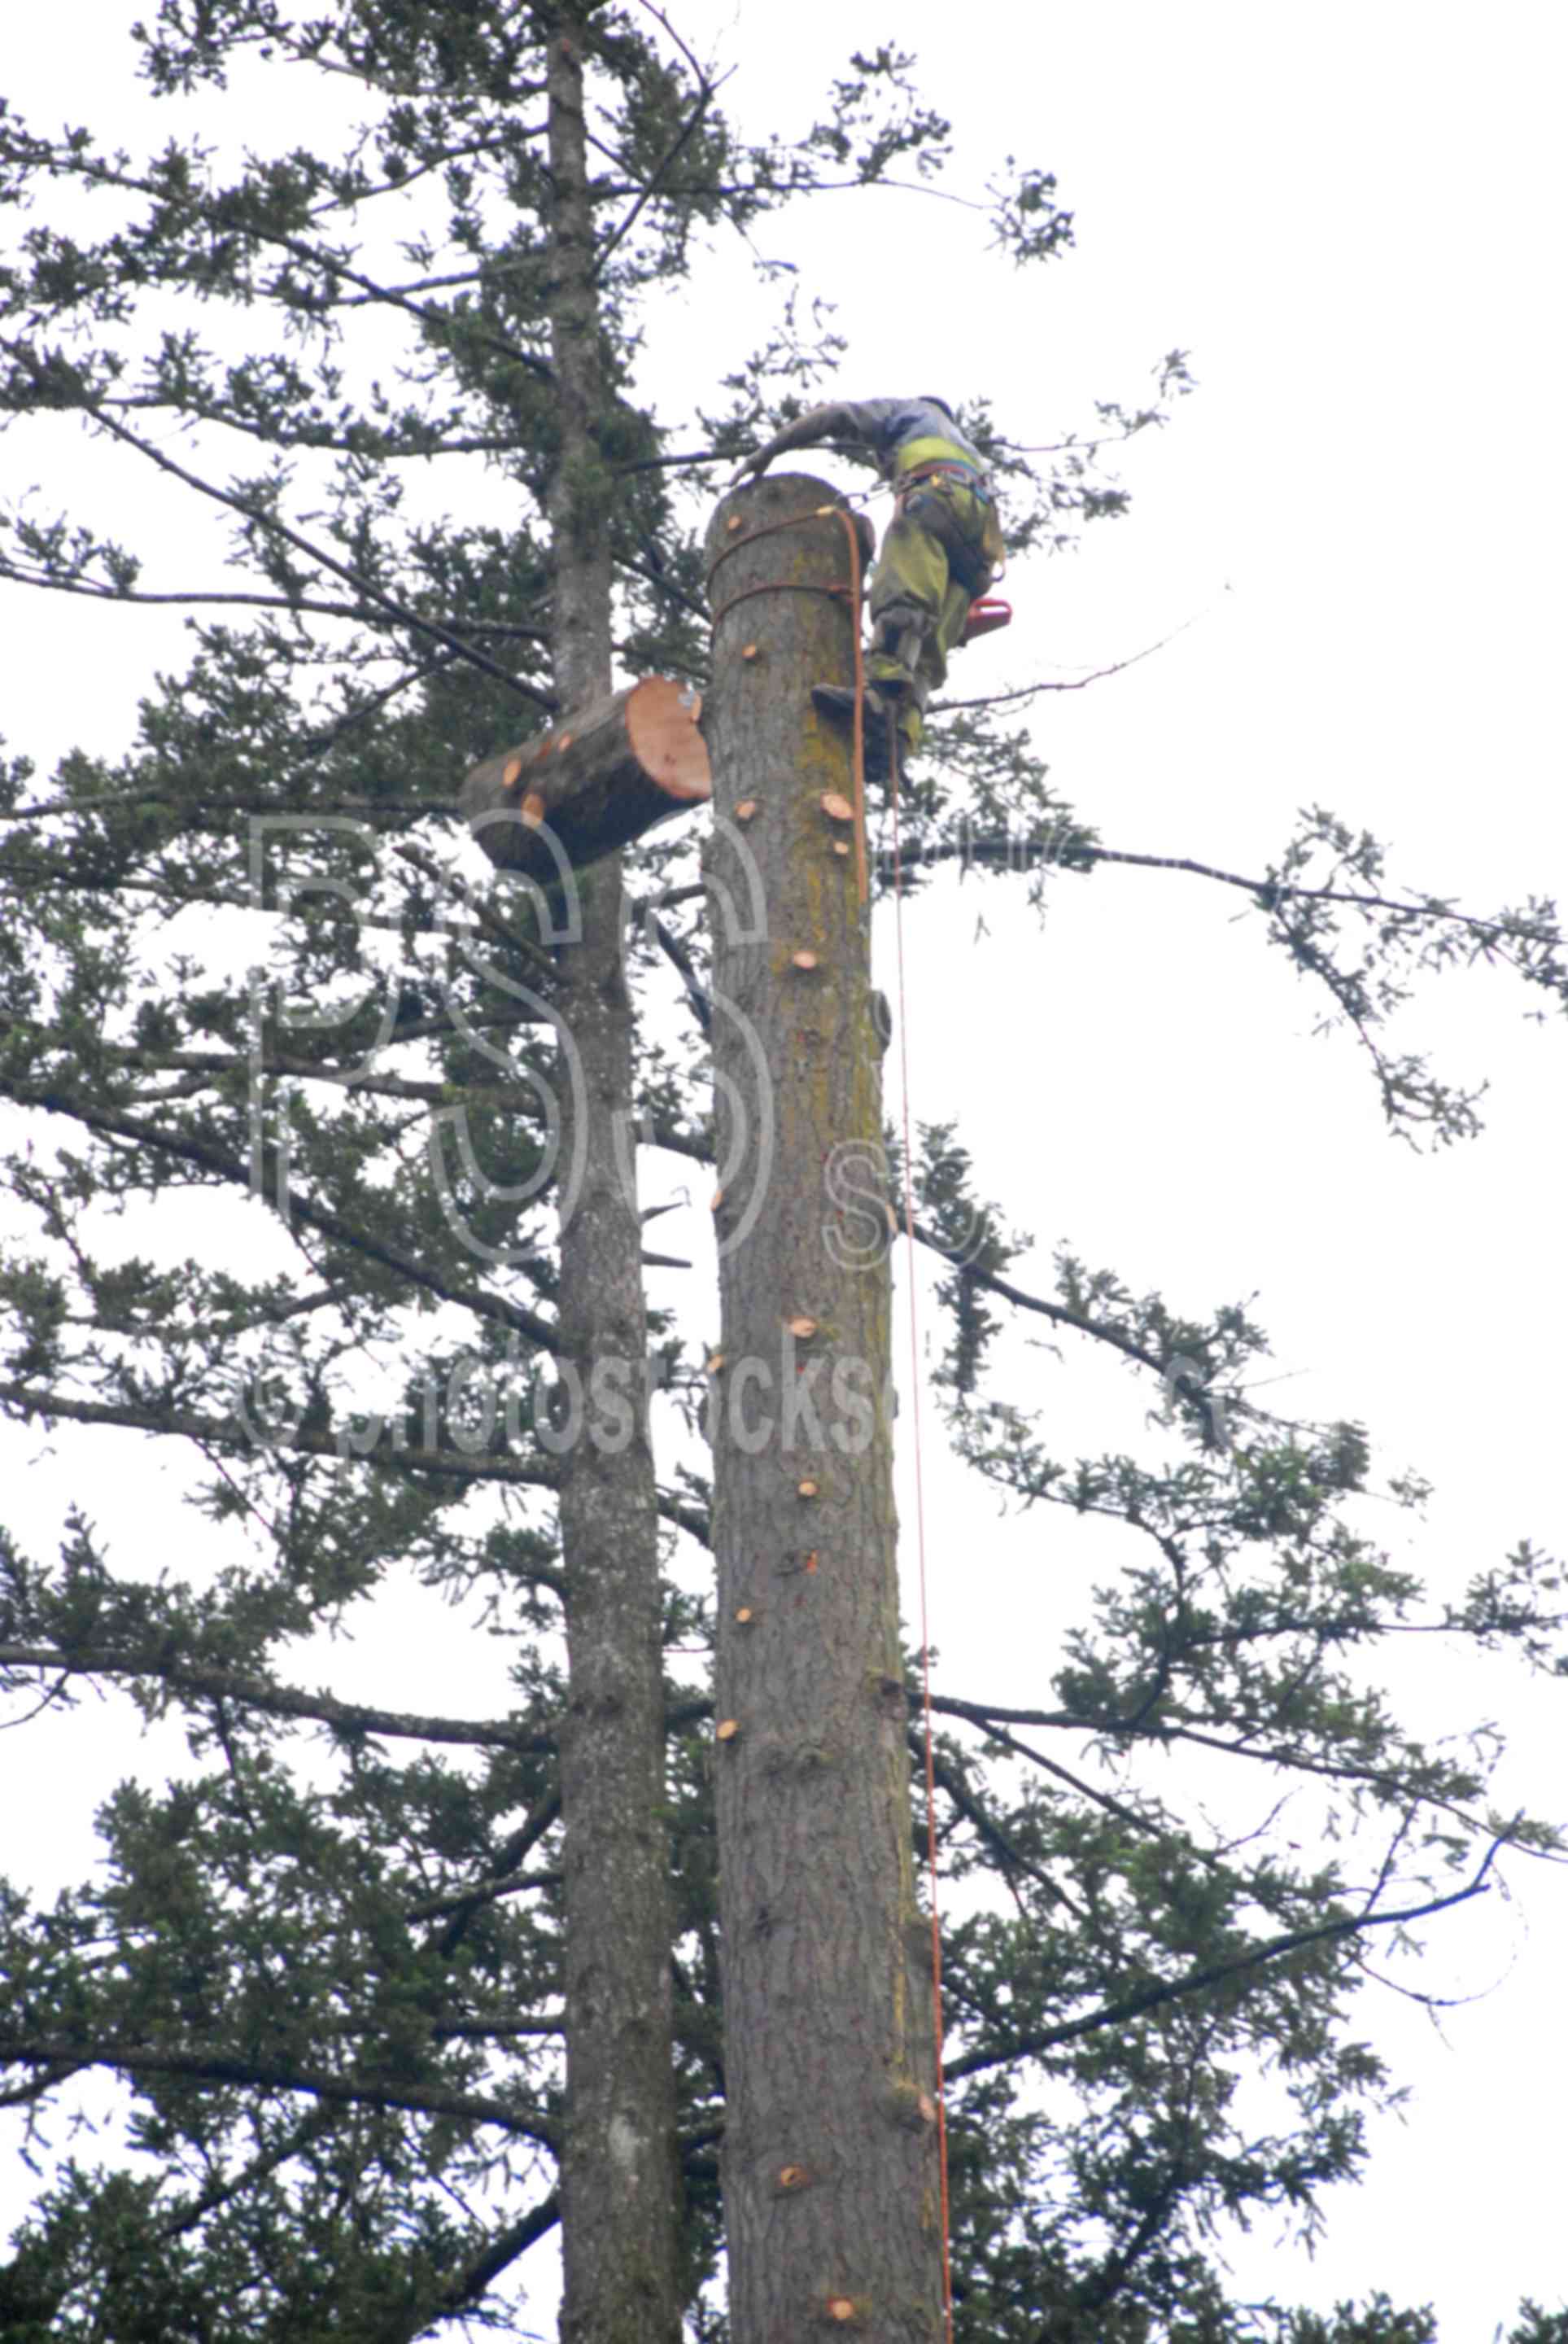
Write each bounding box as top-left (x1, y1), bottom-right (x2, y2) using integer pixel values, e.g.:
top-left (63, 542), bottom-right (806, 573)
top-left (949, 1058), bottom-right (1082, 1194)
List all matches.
top-left (867, 475), bottom-right (1004, 754)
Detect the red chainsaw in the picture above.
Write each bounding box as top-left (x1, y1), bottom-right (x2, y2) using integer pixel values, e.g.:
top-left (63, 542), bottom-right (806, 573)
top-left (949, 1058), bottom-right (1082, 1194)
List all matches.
top-left (959, 597), bottom-right (1012, 645)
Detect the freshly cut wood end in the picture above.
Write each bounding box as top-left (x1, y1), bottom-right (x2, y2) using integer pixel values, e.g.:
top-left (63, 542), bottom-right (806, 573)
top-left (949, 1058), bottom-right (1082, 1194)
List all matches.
top-left (734, 798), bottom-right (759, 822)
top-left (716, 1718), bottom-right (740, 1742)
top-left (625, 675), bottom-right (711, 802)
top-left (461, 676), bottom-right (710, 879)
top-left (735, 1605), bottom-right (753, 1625)
top-left (791, 950), bottom-right (819, 972)
top-left (710, 1187), bottom-right (725, 1212)
top-left (797, 1479), bottom-right (819, 1501)
top-left (776, 2163), bottom-right (808, 2189)
top-left (786, 1315), bottom-right (818, 1339)
top-left (741, 642), bottom-right (760, 661)
top-left (832, 840), bottom-right (850, 857)
top-left (819, 792), bottom-right (854, 821)
top-left (825, 2302), bottom-right (857, 2326)
top-left (705, 1352), bottom-right (726, 1375)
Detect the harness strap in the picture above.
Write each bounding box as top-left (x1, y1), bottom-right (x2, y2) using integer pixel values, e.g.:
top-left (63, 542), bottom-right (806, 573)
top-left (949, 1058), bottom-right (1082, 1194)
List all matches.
top-left (899, 459), bottom-right (988, 494)
top-left (893, 434), bottom-right (990, 496)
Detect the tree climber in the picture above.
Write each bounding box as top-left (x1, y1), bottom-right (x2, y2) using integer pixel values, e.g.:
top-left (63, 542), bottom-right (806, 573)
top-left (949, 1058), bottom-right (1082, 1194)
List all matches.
top-left (727, 395), bottom-right (1005, 772)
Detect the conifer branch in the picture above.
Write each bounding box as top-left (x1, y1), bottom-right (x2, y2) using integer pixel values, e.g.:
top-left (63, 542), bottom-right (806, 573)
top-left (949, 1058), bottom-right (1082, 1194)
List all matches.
top-left (6, 1086), bottom-right (559, 1349)
top-left (0, 1377), bottom-right (707, 1546)
top-left (0, 1640), bottom-right (549, 1751)
top-left (945, 1853), bottom-right (1505, 2081)
top-left (6, 339), bottom-right (557, 713)
top-left (0, 2033), bottom-right (559, 2145)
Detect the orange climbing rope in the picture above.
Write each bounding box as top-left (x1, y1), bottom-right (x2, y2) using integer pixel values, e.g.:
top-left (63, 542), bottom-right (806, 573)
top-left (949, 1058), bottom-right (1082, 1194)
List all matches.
top-left (887, 719), bottom-right (957, 2344)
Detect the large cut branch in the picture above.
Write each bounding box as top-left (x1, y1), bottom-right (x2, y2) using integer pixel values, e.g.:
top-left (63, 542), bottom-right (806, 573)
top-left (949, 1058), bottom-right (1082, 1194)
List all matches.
top-left (463, 676), bottom-right (710, 886)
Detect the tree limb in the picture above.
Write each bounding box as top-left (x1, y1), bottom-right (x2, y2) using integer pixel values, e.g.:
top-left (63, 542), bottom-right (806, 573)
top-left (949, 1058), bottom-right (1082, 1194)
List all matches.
top-left (0, 2032), bottom-right (559, 2145)
top-left (7, 1083), bottom-right (559, 1351)
top-left (417, 2192), bottom-right (562, 2331)
top-left (6, 339), bottom-right (556, 714)
top-left (946, 1850), bottom-right (1505, 2083)
top-left (592, 63), bottom-right (730, 283)
top-left (0, 1641), bottom-right (549, 1752)
top-left (0, 1378), bottom-right (705, 1547)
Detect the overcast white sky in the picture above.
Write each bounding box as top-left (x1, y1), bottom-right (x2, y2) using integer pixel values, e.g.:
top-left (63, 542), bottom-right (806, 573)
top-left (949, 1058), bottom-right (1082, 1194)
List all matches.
top-left (5, 3), bottom-right (1568, 2334)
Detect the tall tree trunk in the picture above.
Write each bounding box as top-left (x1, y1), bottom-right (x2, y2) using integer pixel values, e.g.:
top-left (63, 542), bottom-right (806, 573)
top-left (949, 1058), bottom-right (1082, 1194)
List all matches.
top-left (702, 474), bottom-right (944, 2343)
top-left (546, 18), bottom-right (679, 2344)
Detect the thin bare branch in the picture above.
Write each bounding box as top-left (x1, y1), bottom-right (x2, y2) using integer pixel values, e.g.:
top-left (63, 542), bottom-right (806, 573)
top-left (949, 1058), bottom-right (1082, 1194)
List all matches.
top-left (933, 604), bottom-right (1215, 712)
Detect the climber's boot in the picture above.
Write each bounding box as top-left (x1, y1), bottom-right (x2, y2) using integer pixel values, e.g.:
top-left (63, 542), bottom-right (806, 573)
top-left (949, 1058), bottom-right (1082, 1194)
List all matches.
top-left (810, 682), bottom-right (898, 778)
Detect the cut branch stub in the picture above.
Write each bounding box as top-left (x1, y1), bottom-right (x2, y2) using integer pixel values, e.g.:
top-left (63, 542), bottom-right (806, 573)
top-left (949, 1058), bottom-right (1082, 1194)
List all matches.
top-left (463, 676), bottom-right (710, 883)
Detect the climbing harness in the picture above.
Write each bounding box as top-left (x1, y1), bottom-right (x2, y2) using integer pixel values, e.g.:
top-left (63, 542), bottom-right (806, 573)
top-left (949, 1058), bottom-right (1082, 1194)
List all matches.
top-left (898, 456), bottom-right (990, 493)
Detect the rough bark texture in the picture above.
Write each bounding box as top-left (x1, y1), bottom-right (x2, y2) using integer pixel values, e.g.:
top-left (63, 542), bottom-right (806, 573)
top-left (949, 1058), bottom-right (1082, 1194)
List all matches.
top-left (702, 474), bottom-right (944, 2343)
top-left (546, 20), bottom-right (680, 2344)
top-left (464, 677), bottom-right (710, 884)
